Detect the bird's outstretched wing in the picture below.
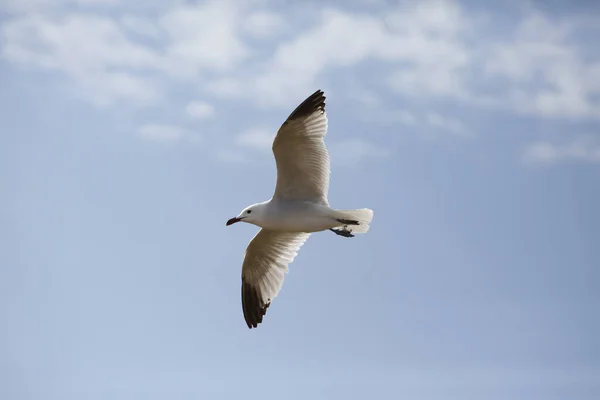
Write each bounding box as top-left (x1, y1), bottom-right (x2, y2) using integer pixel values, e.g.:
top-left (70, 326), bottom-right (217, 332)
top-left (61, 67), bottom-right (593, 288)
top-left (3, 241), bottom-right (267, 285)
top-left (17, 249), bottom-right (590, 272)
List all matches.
top-left (272, 89), bottom-right (330, 205)
top-left (241, 229), bottom-right (311, 328)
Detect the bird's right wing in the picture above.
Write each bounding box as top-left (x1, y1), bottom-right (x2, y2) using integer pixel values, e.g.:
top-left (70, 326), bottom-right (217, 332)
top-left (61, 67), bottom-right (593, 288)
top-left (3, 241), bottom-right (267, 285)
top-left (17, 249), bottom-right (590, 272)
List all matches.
top-left (241, 228), bottom-right (311, 329)
top-left (272, 89), bottom-right (330, 205)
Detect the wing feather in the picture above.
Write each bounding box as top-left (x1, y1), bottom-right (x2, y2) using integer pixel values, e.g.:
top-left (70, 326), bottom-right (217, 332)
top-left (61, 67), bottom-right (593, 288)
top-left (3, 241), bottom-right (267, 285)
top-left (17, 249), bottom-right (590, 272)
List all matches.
top-left (241, 229), bottom-right (311, 328)
top-left (272, 90), bottom-right (330, 205)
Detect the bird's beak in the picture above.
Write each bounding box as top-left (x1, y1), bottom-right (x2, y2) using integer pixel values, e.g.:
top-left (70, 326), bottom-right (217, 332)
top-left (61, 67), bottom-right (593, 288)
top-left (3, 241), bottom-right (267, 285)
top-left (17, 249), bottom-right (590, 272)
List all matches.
top-left (226, 217), bottom-right (242, 226)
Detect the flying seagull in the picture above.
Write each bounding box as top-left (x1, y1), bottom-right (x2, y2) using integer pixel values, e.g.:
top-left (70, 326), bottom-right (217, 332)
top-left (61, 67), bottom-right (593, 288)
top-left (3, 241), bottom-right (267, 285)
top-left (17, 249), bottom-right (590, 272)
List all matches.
top-left (226, 89), bottom-right (374, 329)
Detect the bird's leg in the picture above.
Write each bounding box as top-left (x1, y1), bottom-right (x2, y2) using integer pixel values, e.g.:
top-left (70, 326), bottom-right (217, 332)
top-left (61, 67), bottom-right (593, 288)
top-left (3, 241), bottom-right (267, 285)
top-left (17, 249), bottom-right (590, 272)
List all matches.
top-left (330, 218), bottom-right (359, 237)
top-left (330, 225), bottom-right (354, 238)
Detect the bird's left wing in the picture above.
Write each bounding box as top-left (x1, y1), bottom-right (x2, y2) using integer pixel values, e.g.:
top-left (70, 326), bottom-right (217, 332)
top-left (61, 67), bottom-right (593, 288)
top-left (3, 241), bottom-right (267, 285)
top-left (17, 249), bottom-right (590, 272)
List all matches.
top-left (241, 229), bottom-right (311, 329)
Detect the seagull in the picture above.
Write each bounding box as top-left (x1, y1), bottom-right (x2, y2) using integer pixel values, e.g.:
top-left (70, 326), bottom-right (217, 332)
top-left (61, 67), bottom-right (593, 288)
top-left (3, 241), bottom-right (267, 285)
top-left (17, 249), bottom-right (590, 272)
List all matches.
top-left (226, 89), bottom-right (374, 329)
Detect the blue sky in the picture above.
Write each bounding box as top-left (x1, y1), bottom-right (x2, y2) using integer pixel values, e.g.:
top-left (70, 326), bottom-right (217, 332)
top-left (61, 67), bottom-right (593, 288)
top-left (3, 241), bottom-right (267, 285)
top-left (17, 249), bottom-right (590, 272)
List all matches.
top-left (1, 0), bottom-right (599, 399)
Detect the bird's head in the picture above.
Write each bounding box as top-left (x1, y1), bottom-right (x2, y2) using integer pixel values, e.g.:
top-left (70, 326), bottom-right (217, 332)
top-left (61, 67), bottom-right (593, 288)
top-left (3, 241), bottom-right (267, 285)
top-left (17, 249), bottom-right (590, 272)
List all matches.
top-left (226, 203), bottom-right (267, 227)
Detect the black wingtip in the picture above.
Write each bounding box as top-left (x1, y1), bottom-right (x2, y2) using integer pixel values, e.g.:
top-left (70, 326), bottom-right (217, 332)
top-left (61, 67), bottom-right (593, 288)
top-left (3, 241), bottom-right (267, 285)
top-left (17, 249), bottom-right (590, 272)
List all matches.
top-left (241, 280), bottom-right (270, 329)
top-left (285, 89), bottom-right (326, 121)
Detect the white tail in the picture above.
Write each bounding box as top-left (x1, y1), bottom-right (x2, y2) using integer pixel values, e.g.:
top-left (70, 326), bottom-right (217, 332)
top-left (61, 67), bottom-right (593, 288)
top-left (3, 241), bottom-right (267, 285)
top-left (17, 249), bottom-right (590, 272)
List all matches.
top-left (334, 208), bottom-right (374, 234)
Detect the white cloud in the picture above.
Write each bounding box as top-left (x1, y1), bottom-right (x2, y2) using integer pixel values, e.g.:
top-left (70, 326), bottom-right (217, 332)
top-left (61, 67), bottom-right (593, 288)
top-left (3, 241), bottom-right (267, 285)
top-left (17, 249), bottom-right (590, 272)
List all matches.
top-left (242, 11), bottom-right (286, 38)
top-left (483, 12), bottom-right (600, 119)
top-left (522, 136), bottom-right (600, 164)
top-left (206, 77), bottom-right (245, 99)
top-left (2, 0), bottom-right (599, 157)
top-left (362, 107), bottom-right (468, 136)
top-left (198, 1), bottom-right (600, 122)
top-left (1, 14), bottom-right (160, 70)
top-left (79, 71), bottom-right (159, 107)
top-left (1, 13), bottom-right (161, 106)
top-left (2, 0), bottom-right (119, 13)
top-left (185, 101), bottom-right (215, 119)
top-left (1, 1), bottom-right (253, 105)
top-left (232, 9), bottom-right (390, 106)
top-left (158, 1), bottom-right (249, 78)
top-left (120, 16), bottom-right (161, 38)
top-left (330, 138), bottom-right (390, 166)
top-left (214, 2), bottom-right (477, 108)
top-left (340, 81), bottom-right (383, 109)
top-left (235, 128), bottom-right (275, 151)
top-left (368, 109), bottom-right (418, 127)
top-left (137, 124), bottom-right (190, 143)
top-left (384, 3), bottom-right (473, 101)
top-left (75, 0), bottom-right (118, 5)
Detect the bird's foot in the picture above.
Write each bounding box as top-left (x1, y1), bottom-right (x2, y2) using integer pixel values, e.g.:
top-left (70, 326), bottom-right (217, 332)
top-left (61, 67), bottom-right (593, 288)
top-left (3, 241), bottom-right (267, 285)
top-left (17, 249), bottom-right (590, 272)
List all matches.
top-left (330, 226), bottom-right (355, 238)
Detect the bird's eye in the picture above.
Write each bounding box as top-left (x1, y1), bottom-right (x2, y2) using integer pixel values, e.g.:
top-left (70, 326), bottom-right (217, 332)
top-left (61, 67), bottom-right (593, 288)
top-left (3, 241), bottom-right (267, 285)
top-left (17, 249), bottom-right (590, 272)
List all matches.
top-left (247, 210), bottom-right (252, 214)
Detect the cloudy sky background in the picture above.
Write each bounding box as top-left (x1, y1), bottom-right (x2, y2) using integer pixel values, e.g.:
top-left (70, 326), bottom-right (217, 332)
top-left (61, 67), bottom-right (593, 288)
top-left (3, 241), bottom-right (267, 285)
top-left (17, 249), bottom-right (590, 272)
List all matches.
top-left (1, 0), bottom-right (599, 399)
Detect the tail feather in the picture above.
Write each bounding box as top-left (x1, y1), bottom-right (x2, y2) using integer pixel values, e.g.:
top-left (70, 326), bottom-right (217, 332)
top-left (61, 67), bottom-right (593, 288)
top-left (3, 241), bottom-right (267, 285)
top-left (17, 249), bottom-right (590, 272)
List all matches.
top-left (334, 208), bottom-right (374, 234)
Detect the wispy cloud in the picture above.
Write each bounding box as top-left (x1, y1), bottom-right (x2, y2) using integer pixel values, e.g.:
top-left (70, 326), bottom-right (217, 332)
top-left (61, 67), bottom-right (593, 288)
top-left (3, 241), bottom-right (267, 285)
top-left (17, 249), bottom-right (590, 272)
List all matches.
top-left (483, 12), bottom-right (600, 119)
top-left (205, 2), bottom-right (478, 108)
top-left (242, 10), bottom-right (286, 38)
top-left (3, 0), bottom-right (120, 13)
top-left (0, 1), bottom-right (258, 106)
top-left (199, 2), bottom-right (600, 121)
top-left (158, 2), bottom-right (249, 78)
top-left (2, 0), bottom-right (599, 165)
top-left (3, 1), bottom-right (598, 119)
top-left (364, 108), bottom-right (467, 137)
top-left (522, 136), bottom-right (600, 165)
top-left (120, 15), bottom-right (161, 39)
top-left (185, 101), bottom-right (215, 120)
top-left (1, 13), bottom-right (162, 106)
top-left (235, 128), bottom-right (275, 151)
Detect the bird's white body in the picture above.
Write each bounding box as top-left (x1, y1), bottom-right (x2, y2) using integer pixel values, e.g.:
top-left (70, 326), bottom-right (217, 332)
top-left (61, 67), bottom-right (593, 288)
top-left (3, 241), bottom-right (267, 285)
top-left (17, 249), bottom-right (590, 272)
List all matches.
top-left (239, 200), bottom-right (341, 233)
top-left (226, 90), bottom-right (374, 329)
